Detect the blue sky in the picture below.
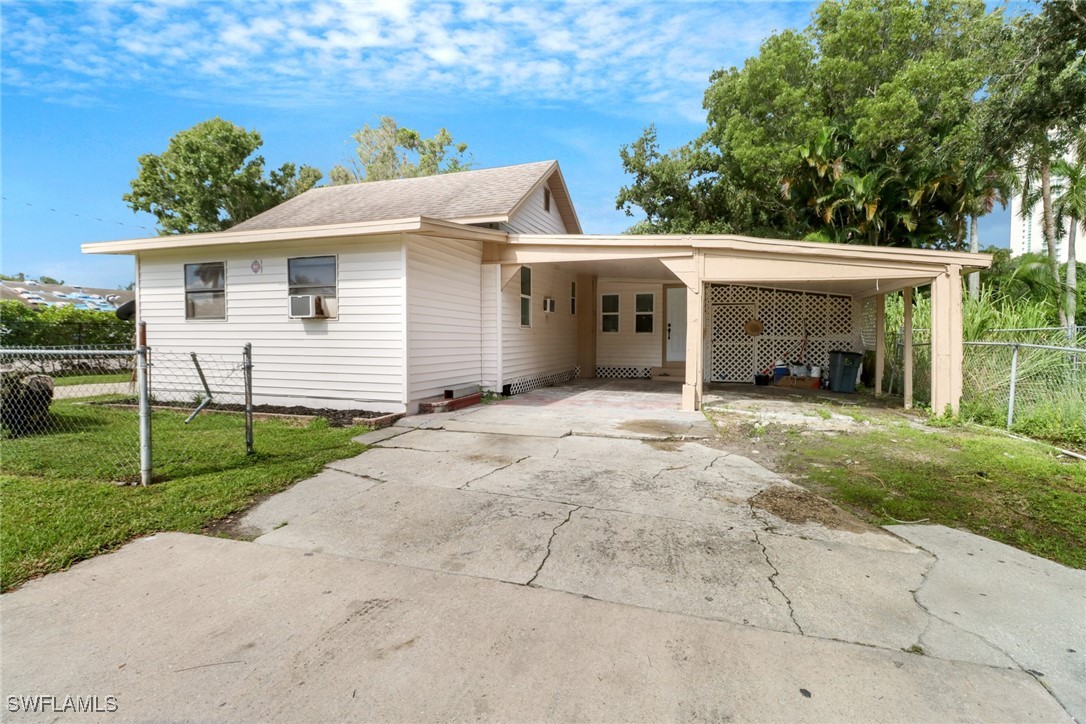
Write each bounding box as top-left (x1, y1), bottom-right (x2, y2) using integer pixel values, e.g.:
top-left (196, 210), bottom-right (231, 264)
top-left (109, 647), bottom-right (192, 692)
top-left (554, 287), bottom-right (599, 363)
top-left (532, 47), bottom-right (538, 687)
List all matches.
top-left (2, 0), bottom-right (1011, 289)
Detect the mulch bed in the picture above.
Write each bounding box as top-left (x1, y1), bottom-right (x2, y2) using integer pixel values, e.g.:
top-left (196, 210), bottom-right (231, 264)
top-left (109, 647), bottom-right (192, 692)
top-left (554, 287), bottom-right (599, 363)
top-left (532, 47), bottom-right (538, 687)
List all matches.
top-left (98, 399), bottom-right (396, 428)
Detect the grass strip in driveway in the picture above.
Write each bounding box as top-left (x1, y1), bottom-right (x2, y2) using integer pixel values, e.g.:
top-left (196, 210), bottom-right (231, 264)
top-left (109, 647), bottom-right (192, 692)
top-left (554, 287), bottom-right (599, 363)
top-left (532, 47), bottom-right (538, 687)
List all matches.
top-left (1, 409), bottom-right (366, 591)
top-left (776, 420), bottom-right (1086, 569)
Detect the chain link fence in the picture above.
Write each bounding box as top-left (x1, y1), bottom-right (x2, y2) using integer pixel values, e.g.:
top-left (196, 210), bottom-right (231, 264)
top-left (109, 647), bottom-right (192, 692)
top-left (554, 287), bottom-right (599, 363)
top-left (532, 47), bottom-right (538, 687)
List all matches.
top-left (885, 331), bottom-right (1086, 446)
top-left (1, 341), bottom-right (253, 484)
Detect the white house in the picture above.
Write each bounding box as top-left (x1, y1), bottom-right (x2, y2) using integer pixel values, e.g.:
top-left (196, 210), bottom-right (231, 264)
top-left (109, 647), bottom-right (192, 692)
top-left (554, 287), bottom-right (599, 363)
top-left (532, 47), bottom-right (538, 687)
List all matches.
top-left (84, 161), bottom-right (990, 415)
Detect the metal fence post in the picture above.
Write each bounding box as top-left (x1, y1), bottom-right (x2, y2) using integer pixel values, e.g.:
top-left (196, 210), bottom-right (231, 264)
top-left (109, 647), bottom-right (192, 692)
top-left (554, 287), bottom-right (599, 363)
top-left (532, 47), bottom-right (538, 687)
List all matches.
top-left (243, 343), bottom-right (254, 455)
top-left (137, 322), bottom-right (152, 485)
top-left (1006, 343), bottom-right (1019, 430)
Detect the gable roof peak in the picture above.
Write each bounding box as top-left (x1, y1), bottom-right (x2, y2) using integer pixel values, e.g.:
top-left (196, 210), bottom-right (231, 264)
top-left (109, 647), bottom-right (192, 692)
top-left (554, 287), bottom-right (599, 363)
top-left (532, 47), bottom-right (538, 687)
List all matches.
top-left (230, 159), bottom-right (579, 233)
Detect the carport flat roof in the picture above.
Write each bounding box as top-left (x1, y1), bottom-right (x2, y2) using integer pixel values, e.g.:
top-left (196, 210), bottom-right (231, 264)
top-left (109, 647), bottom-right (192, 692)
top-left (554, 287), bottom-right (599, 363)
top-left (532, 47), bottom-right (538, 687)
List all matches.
top-left (505, 233), bottom-right (992, 271)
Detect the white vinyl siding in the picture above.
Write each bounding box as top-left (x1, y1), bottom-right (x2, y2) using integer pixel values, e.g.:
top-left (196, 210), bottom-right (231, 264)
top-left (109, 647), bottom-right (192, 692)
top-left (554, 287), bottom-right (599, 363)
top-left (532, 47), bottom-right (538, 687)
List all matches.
top-left (596, 281), bottom-right (665, 368)
top-left (136, 237), bottom-right (405, 411)
top-left (500, 265), bottom-right (578, 383)
top-left (481, 264), bottom-right (500, 390)
top-left (406, 235), bottom-right (483, 404)
top-left (503, 183), bottom-right (568, 234)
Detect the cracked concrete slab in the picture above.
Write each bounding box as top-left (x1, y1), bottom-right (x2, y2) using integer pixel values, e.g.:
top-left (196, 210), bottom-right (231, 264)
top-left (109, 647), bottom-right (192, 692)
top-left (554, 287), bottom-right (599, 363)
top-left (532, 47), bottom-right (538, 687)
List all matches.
top-left (888, 524), bottom-right (1086, 722)
top-left (467, 454), bottom-right (767, 529)
top-left (760, 533), bottom-right (933, 650)
top-left (4, 533), bottom-right (1069, 723)
top-left (375, 429), bottom-right (563, 459)
top-left (442, 419), bottom-right (572, 438)
top-left (233, 468), bottom-right (379, 538)
top-left (327, 446), bottom-right (519, 488)
top-left (256, 482), bottom-right (574, 584)
top-left (352, 426), bottom-right (409, 445)
top-left (532, 508), bottom-right (798, 633)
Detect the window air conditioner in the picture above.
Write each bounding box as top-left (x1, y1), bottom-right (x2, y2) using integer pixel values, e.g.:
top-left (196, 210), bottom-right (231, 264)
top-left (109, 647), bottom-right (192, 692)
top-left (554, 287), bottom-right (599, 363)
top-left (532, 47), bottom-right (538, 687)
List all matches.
top-left (289, 295), bottom-right (327, 319)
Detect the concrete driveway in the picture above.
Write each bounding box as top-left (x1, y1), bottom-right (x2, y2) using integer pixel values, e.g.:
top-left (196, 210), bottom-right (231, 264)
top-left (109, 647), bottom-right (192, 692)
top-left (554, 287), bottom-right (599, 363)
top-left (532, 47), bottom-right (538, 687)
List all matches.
top-left (2, 379), bottom-right (1082, 722)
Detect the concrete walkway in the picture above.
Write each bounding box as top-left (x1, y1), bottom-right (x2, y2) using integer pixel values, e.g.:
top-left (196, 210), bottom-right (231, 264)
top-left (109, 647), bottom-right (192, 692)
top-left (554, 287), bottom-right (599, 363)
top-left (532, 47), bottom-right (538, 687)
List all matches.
top-left (2, 380), bottom-right (1082, 722)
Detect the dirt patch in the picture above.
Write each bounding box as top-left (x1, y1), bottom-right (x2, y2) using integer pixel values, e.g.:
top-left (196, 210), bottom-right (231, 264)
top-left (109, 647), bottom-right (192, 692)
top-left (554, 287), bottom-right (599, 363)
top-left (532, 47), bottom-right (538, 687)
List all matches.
top-left (750, 486), bottom-right (872, 533)
top-left (617, 420), bottom-right (692, 438)
top-left (202, 509), bottom-right (263, 541)
top-left (642, 440), bottom-right (684, 452)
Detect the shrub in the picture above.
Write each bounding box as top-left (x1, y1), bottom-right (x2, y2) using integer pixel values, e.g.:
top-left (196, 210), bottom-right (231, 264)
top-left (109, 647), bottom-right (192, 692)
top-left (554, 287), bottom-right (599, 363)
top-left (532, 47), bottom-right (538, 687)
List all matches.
top-left (0, 300), bottom-right (134, 347)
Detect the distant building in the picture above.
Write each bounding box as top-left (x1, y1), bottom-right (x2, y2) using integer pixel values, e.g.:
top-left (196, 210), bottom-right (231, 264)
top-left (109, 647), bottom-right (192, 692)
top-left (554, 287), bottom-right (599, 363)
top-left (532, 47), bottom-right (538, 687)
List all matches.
top-left (1009, 150), bottom-right (1079, 263)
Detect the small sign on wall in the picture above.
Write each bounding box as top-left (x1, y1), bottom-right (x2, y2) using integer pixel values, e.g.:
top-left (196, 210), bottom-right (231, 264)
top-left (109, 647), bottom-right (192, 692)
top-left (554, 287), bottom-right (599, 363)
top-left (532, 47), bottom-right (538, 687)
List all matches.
top-left (250, 260), bottom-right (263, 274)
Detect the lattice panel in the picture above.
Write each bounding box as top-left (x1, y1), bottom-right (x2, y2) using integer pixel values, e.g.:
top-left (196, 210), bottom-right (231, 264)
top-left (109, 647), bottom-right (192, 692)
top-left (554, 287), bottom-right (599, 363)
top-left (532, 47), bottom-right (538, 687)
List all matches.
top-left (596, 366), bottom-right (651, 379)
top-left (860, 298), bottom-right (877, 349)
top-left (506, 366), bottom-right (580, 395)
top-left (708, 285), bottom-right (856, 382)
top-left (708, 285), bottom-right (756, 305)
top-left (828, 296), bottom-right (853, 336)
top-left (710, 303), bottom-right (756, 382)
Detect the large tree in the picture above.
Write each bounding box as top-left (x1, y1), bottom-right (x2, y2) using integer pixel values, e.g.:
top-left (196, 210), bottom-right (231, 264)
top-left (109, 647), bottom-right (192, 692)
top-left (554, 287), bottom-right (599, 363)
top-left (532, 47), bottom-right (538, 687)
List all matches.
top-left (124, 118), bottom-right (322, 235)
top-left (330, 116), bottom-right (472, 184)
top-left (618, 0), bottom-right (1008, 250)
top-left (980, 0), bottom-right (1086, 327)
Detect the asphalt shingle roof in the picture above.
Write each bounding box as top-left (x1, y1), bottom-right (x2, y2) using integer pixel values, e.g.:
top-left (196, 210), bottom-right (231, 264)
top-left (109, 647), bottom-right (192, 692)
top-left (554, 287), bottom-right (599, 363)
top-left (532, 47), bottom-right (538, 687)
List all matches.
top-left (230, 161), bottom-right (558, 232)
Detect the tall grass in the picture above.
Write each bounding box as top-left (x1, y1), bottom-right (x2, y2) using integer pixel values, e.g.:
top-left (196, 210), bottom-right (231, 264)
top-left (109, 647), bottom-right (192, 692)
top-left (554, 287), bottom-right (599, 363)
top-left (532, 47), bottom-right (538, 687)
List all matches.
top-left (883, 287), bottom-right (1086, 446)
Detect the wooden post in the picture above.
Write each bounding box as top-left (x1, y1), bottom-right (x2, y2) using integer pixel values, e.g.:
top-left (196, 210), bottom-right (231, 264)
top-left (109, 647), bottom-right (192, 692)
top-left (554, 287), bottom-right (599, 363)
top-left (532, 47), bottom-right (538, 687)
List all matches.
top-left (682, 282), bottom-right (703, 411)
top-left (931, 267), bottom-right (964, 415)
top-left (903, 287), bottom-right (913, 410)
top-left (874, 293), bottom-right (885, 396)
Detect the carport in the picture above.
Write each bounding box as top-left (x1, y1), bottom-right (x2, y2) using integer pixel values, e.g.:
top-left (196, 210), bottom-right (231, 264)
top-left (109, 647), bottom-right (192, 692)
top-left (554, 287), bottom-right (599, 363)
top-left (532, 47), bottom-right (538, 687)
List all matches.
top-left (496, 234), bottom-right (990, 414)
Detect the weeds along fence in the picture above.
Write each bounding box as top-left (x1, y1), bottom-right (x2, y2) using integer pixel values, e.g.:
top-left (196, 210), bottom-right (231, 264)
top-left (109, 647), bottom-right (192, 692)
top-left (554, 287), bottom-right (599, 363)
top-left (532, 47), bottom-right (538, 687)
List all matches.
top-left (886, 333), bottom-right (1086, 446)
top-left (1, 343), bottom-right (253, 484)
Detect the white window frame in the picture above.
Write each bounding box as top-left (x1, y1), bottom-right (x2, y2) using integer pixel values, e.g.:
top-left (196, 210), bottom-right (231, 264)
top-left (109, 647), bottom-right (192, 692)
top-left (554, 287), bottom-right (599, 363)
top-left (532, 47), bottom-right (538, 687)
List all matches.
top-left (601, 293), bottom-right (619, 333)
top-left (184, 261), bottom-right (226, 321)
top-left (520, 266), bottom-right (532, 328)
top-left (635, 292), bottom-right (655, 334)
top-left (287, 254), bottom-right (339, 320)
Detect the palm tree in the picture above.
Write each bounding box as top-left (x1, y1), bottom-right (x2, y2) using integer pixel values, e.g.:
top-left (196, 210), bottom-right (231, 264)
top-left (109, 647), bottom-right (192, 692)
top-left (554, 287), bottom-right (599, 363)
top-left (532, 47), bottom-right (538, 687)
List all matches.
top-left (1053, 148), bottom-right (1085, 335)
top-left (959, 160), bottom-right (1016, 299)
top-left (1019, 141), bottom-right (1064, 324)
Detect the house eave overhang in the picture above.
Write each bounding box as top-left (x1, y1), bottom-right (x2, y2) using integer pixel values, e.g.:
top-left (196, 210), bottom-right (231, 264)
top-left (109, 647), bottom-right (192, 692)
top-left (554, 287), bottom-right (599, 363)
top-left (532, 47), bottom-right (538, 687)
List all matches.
top-left (505, 233), bottom-right (992, 272)
top-left (82, 217), bottom-right (509, 255)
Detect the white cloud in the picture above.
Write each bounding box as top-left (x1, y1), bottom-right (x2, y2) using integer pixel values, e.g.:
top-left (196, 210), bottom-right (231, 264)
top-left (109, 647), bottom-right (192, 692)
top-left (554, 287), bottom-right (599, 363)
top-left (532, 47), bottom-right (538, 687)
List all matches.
top-left (1, 0), bottom-right (806, 119)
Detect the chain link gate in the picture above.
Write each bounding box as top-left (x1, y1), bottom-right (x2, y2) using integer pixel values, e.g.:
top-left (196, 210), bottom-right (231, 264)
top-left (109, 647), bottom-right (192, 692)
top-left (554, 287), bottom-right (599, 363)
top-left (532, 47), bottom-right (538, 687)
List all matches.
top-left (1, 334), bottom-right (254, 485)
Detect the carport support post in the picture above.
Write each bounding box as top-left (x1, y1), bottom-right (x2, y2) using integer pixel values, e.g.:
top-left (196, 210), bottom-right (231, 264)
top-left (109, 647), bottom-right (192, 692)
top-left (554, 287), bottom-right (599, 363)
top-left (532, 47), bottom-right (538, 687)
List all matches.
top-left (682, 282), bottom-right (704, 411)
top-left (930, 266), bottom-right (964, 416)
top-left (874, 293), bottom-right (886, 396)
top-left (903, 287), bottom-right (914, 409)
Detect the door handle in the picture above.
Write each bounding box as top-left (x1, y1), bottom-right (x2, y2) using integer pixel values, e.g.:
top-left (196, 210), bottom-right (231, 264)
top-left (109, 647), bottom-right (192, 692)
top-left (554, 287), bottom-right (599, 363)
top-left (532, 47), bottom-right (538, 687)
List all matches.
top-left (667, 322), bottom-right (672, 340)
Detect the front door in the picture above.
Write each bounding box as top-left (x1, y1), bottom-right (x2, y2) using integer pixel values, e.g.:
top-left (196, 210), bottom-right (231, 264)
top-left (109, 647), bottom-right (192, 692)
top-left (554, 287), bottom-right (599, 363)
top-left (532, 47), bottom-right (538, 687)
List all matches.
top-left (665, 286), bottom-right (687, 365)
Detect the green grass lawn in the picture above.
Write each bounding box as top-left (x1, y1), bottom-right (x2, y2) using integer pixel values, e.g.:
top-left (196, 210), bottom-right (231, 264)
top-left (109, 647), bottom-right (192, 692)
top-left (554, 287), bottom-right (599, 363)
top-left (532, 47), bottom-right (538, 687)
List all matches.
top-left (52, 372), bottom-right (133, 387)
top-left (777, 419), bottom-right (1086, 568)
top-left (1, 402), bottom-right (367, 591)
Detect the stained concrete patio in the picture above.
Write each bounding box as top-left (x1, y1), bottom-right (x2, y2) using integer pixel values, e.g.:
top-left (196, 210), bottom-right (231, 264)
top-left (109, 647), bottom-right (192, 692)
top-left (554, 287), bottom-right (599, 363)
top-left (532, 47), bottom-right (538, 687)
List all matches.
top-left (2, 379), bottom-right (1082, 722)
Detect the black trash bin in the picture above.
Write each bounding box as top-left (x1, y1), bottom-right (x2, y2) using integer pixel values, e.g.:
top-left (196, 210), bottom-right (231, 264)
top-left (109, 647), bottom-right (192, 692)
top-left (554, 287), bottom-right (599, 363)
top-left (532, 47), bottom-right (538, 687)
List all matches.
top-left (828, 350), bottom-right (862, 393)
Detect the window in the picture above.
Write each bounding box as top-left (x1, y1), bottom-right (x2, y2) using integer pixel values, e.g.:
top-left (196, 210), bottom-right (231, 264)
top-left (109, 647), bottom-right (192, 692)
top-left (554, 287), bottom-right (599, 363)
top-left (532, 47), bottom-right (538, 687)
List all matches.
top-left (288, 256), bottom-right (337, 298)
top-left (601, 293), bottom-right (619, 333)
top-left (544, 187), bottom-right (551, 212)
top-left (570, 281), bottom-right (577, 315)
top-left (635, 293), bottom-right (654, 333)
top-left (184, 262), bottom-right (225, 320)
top-left (520, 266), bottom-right (532, 327)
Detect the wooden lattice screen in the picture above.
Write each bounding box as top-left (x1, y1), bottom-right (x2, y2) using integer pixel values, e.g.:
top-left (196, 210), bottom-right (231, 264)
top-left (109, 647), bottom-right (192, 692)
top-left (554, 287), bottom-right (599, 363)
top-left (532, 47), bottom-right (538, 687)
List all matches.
top-left (707, 285), bottom-right (855, 383)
